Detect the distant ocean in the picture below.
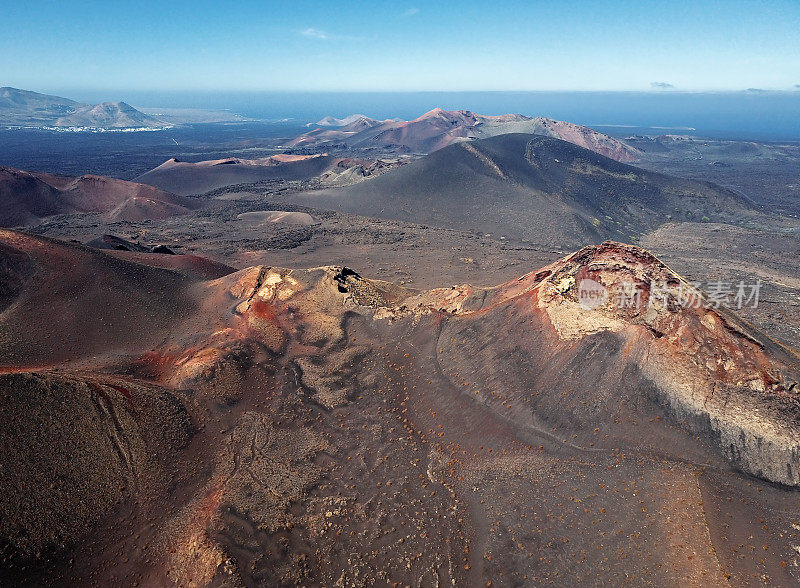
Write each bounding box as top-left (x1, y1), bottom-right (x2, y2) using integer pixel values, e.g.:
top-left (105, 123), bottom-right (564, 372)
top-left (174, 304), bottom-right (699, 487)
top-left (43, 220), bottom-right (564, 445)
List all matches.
top-left (60, 90), bottom-right (800, 141)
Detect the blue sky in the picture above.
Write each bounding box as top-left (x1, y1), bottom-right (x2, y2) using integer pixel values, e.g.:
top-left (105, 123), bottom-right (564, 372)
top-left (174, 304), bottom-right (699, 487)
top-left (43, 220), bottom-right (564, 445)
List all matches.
top-left (2, 0), bottom-right (799, 93)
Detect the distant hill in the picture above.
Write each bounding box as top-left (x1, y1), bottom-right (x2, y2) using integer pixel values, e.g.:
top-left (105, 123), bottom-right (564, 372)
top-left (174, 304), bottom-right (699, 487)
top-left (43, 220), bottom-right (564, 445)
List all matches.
top-left (0, 87), bottom-right (167, 129)
top-left (54, 101), bottom-right (164, 129)
top-left (311, 114), bottom-right (378, 127)
top-left (0, 87), bottom-right (82, 126)
top-left (134, 154), bottom-right (341, 195)
top-left (0, 87), bottom-right (80, 116)
top-left (289, 133), bottom-right (755, 248)
top-left (291, 108), bottom-right (640, 162)
top-left (134, 153), bottom-right (405, 195)
top-left (0, 166), bottom-right (199, 226)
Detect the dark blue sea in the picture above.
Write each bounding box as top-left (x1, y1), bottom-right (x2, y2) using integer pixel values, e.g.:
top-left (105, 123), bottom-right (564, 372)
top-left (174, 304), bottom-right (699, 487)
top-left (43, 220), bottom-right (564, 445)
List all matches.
top-left (70, 90), bottom-right (800, 141)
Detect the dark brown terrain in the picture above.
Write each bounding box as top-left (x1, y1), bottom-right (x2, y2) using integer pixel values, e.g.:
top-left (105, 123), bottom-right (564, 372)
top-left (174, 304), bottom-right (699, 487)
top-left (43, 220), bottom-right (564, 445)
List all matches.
top-left (629, 134), bottom-right (800, 216)
top-left (1, 117), bottom-right (800, 588)
top-left (1, 231), bottom-right (800, 587)
top-left (287, 134), bottom-right (762, 248)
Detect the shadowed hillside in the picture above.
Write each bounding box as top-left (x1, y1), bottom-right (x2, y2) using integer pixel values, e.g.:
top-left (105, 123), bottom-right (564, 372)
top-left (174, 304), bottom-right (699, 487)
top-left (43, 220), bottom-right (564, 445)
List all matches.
top-left (292, 134), bottom-right (756, 248)
top-left (0, 167), bottom-right (200, 226)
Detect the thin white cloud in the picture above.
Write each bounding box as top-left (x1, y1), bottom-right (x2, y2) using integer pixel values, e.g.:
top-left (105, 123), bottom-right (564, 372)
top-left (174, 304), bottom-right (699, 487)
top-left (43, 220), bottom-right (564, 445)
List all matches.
top-left (300, 28), bottom-right (376, 43)
top-left (403, 7), bottom-right (420, 16)
top-left (301, 28), bottom-right (328, 40)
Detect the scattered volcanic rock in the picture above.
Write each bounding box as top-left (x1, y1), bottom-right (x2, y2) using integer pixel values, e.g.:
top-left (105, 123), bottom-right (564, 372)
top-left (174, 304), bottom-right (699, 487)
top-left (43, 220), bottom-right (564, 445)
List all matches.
top-left (86, 234), bottom-right (150, 252)
top-left (2, 230), bottom-right (800, 586)
top-left (291, 108), bottom-right (640, 162)
top-left (236, 210), bottom-right (318, 226)
top-left (0, 371), bottom-right (192, 560)
top-left (290, 134), bottom-right (755, 249)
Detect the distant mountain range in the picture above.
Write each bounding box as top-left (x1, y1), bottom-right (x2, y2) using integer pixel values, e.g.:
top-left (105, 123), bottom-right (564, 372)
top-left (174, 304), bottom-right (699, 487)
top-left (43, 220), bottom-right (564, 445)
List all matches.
top-left (291, 108), bottom-right (640, 162)
top-left (0, 87), bottom-right (167, 129)
top-left (312, 114), bottom-right (375, 127)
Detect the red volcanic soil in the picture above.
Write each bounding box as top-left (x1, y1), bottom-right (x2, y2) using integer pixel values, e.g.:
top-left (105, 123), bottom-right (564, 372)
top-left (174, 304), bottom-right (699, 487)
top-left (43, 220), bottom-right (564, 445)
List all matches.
top-left (104, 250), bottom-right (236, 280)
top-left (0, 166), bottom-right (198, 226)
top-left (0, 230), bottom-right (219, 369)
top-left (2, 236), bottom-right (800, 586)
top-left (0, 167), bottom-right (63, 226)
top-left (527, 116), bottom-right (640, 162)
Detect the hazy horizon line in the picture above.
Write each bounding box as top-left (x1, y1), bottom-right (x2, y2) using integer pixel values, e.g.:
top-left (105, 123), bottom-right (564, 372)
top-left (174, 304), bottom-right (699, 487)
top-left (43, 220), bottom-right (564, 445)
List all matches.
top-left (10, 86), bottom-right (800, 97)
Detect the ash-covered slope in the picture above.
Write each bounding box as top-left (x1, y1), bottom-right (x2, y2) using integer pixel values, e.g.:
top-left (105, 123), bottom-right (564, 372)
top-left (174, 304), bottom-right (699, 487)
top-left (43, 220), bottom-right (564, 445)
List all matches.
top-left (0, 372), bottom-right (193, 562)
top-left (292, 134), bottom-right (755, 248)
top-left (292, 108), bottom-right (640, 161)
top-left (0, 167), bottom-right (64, 226)
top-left (134, 153), bottom-right (404, 195)
top-left (3, 233), bottom-right (800, 586)
top-left (0, 166), bottom-right (199, 226)
top-left (515, 116), bottom-right (639, 162)
top-left (134, 154), bottom-right (341, 195)
top-left (0, 230), bottom-right (208, 367)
